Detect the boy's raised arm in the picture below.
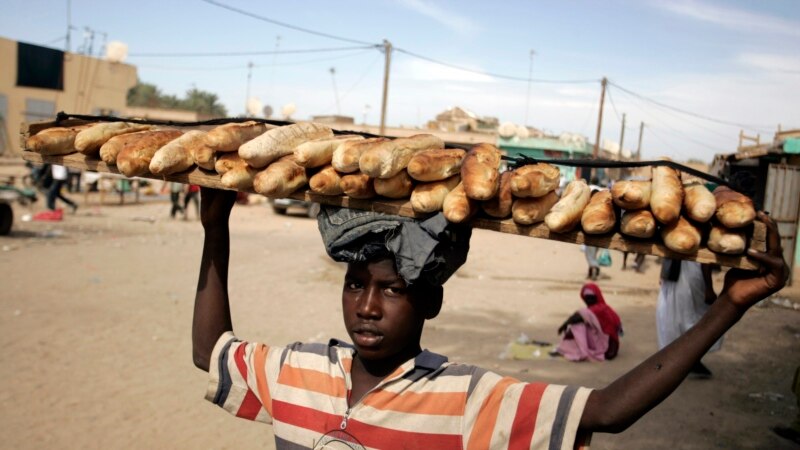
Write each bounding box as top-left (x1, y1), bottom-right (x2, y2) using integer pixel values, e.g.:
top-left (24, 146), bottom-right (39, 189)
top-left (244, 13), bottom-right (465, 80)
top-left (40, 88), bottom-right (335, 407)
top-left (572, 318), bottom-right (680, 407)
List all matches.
top-left (580, 212), bottom-right (789, 433)
top-left (192, 187), bottom-right (238, 372)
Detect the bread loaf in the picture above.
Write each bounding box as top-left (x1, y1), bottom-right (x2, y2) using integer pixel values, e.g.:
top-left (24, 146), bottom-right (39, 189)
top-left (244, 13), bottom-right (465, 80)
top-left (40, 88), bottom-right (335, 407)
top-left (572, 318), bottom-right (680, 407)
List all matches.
top-left (359, 134), bottom-right (444, 179)
top-left (205, 121), bottom-right (267, 152)
top-left (620, 210), bottom-right (656, 238)
top-left (253, 156), bottom-right (308, 197)
top-left (240, 122), bottom-right (333, 169)
top-left (75, 122), bottom-right (152, 155)
top-left (443, 182), bottom-right (477, 223)
top-left (651, 164), bottom-right (683, 224)
top-left (410, 176), bottom-right (460, 213)
top-left (683, 182), bottom-right (716, 223)
top-left (581, 190), bottom-right (616, 234)
top-left (294, 135), bottom-right (364, 168)
top-left (611, 180), bottom-right (651, 210)
top-left (509, 163), bottom-right (560, 198)
top-left (481, 171), bottom-right (513, 219)
top-left (214, 152), bottom-right (247, 175)
top-left (406, 148), bottom-right (466, 182)
top-left (707, 224), bottom-right (746, 255)
top-left (340, 173), bottom-right (376, 199)
top-left (661, 216), bottom-right (701, 255)
top-left (332, 138), bottom-right (389, 173)
top-left (221, 166), bottom-right (258, 191)
top-left (544, 180), bottom-right (591, 233)
top-left (192, 144), bottom-right (216, 171)
top-left (511, 191), bottom-right (559, 225)
top-left (374, 171), bottom-right (415, 199)
top-left (309, 165), bottom-right (345, 196)
top-left (100, 130), bottom-right (159, 165)
top-left (27, 124), bottom-right (92, 155)
top-left (150, 130), bottom-right (207, 175)
top-left (461, 143), bottom-right (502, 200)
top-left (713, 186), bottom-right (756, 228)
top-left (117, 130), bottom-right (184, 177)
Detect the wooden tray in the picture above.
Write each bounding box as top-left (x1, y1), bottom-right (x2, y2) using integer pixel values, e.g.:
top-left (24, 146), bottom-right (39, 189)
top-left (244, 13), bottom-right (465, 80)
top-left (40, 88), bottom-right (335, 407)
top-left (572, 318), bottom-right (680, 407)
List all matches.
top-left (21, 150), bottom-right (766, 270)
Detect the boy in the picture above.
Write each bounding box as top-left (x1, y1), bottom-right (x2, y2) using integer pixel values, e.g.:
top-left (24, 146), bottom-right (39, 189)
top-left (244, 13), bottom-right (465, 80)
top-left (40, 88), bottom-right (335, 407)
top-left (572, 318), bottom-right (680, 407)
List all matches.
top-left (193, 188), bottom-right (788, 449)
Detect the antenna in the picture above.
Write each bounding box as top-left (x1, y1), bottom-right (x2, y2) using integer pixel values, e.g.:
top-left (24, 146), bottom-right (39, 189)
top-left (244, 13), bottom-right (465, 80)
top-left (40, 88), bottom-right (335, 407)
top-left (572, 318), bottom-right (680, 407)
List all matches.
top-left (330, 67), bottom-right (341, 115)
top-left (245, 61), bottom-right (254, 115)
top-left (524, 49), bottom-right (535, 126)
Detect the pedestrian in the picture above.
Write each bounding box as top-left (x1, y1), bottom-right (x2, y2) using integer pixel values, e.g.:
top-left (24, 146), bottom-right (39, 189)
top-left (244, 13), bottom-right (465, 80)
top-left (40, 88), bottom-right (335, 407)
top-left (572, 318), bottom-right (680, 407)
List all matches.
top-left (556, 282), bottom-right (623, 361)
top-left (168, 182), bottom-right (184, 219)
top-left (584, 245), bottom-right (600, 280)
top-left (192, 187), bottom-right (788, 448)
top-left (47, 164), bottom-right (78, 214)
top-left (183, 184), bottom-right (200, 220)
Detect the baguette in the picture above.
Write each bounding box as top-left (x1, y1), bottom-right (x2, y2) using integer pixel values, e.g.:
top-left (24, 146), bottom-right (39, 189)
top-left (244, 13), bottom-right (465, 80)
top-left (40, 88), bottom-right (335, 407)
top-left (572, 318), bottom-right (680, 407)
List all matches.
top-left (443, 182), bottom-right (477, 224)
top-left (511, 190), bottom-right (559, 225)
top-left (99, 130), bottom-right (157, 165)
top-left (221, 166), bottom-right (258, 191)
top-left (619, 210), bottom-right (656, 238)
top-left (340, 173), bottom-right (376, 199)
top-left (192, 143), bottom-right (216, 171)
top-left (509, 163), bottom-right (560, 198)
top-left (661, 216), bottom-right (702, 255)
top-left (580, 190), bottom-right (616, 234)
top-left (683, 182), bottom-right (716, 223)
top-left (309, 165), bottom-right (345, 196)
top-left (253, 156), bottom-right (308, 197)
top-left (332, 138), bottom-right (389, 173)
top-left (707, 224), bottom-right (746, 255)
top-left (149, 130), bottom-right (206, 175)
top-left (26, 124), bottom-right (93, 155)
top-left (214, 152), bottom-right (248, 175)
top-left (611, 180), bottom-right (651, 210)
top-left (359, 134), bottom-right (444, 179)
top-left (294, 135), bottom-right (364, 168)
top-left (116, 130), bottom-right (184, 177)
top-left (374, 170), bottom-right (415, 199)
top-left (713, 186), bottom-right (756, 228)
top-left (75, 122), bottom-right (152, 155)
top-left (240, 122), bottom-right (333, 169)
top-left (205, 121), bottom-right (267, 152)
top-left (410, 176), bottom-right (460, 213)
top-left (406, 148), bottom-right (466, 182)
top-left (544, 180), bottom-right (591, 233)
top-left (651, 164), bottom-right (683, 224)
top-left (481, 171), bottom-right (513, 219)
top-left (461, 143), bottom-right (502, 200)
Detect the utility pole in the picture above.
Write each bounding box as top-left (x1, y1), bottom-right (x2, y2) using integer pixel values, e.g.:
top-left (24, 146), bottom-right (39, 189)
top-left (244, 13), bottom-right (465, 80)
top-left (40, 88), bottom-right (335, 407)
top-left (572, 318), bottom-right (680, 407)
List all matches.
top-left (619, 113), bottom-right (626, 158)
top-left (245, 61), bottom-right (253, 115)
top-left (636, 121), bottom-right (645, 160)
top-left (330, 67), bottom-right (341, 116)
top-left (65, 0), bottom-right (72, 52)
top-left (379, 39), bottom-right (392, 135)
top-left (524, 49), bottom-right (535, 126)
top-left (593, 77), bottom-right (608, 159)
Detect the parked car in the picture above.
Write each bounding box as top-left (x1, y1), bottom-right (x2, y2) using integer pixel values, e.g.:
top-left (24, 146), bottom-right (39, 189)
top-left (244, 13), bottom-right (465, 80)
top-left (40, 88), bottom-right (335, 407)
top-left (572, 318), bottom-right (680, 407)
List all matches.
top-left (269, 198), bottom-right (320, 218)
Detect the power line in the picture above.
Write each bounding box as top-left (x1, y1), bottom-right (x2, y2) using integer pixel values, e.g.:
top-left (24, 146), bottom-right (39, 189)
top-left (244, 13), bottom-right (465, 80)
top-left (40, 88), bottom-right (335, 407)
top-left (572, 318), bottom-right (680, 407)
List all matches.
top-left (200, 0), bottom-right (378, 46)
top-left (135, 49), bottom-right (375, 72)
top-left (607, 80), bottom-right (773, 133)
top-left (129, 45), bottom-right (376, 58)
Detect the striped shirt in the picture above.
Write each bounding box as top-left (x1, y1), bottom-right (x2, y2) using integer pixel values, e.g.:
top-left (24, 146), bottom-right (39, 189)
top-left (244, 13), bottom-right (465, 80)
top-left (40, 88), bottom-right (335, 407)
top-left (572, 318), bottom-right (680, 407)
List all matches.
top-left (206, 332), bottom-right (593, 450)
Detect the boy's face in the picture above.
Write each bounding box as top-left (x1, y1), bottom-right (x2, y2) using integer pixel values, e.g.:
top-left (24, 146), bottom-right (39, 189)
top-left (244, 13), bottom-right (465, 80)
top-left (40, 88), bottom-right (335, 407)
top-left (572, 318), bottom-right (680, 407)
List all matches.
top-left (342, 258), bottom-right (426, 363)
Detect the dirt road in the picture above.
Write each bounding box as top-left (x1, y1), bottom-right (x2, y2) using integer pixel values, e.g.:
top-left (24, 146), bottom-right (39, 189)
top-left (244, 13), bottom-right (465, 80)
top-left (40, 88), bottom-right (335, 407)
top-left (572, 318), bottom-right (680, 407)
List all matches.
top-left (1, 193), bottom-right (798, 449)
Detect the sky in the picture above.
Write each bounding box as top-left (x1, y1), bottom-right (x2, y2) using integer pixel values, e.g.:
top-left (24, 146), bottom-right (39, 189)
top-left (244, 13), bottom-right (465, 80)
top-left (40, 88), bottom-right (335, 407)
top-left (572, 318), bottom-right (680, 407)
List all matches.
top-left (2, 0), bottom-right (799, 162)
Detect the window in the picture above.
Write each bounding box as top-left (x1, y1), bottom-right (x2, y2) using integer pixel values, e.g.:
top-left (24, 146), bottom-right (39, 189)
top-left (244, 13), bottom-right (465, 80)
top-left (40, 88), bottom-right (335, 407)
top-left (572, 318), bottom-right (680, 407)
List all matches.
top-left (25, 98), bottom-right (56, 123)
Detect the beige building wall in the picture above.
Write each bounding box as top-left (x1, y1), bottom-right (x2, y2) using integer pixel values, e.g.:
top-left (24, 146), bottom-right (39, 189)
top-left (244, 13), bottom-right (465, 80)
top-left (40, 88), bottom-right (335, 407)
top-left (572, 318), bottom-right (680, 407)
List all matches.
top-left (0, 37), bottom-right (137, 155)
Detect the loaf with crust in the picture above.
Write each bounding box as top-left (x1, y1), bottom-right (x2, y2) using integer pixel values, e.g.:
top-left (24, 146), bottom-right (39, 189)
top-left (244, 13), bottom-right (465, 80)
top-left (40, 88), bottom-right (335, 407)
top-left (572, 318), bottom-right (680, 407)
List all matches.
top-left (651, 164), bottom-right (683, 224)
top-left (406, 148), bottom-right (466, 182)
top-left (544, 180), bottom-right (591, 233)
top-left (150, 130), bottom-right (207, 175)
top-left (511, 190), bottom-right (559, 225)
top-left (221, 166), bottom-right (258, 191)
top-left (294, 135), bottom-right (364, 168)
top-left (410, 176), bottom-right (460, 213)
top-left (611, 180), bottom-right (651, 210)
top-left (332, 138), bottom-right (389, 173)
top-left (443, 182), bottom-right (477, 223)
top-left (75, 122), bottom-right (152, 155)
top-left (509, 163), bottom-right (560, 198)
top-left (619, 210), bottom-right (656, 238)
top-left (309, 165), bottom-right (345, 196)
top-left (205, 121), bottom-right (267, 152)
top-left (581, 190), bottom-right (616, 234)
top-left (374, 170), bottom-right (415, 199)
top-left (713, 186), bottom-right (756, 228)
top-left (683, 182), bottom-right (716, 223)
top-left (661, 216), bottom-right (702, 255)
top-left (707, 224), bottom-right (746, 255)
top-left (461, 143), bottom-right (502, 201)
top-left (27, 124), bottom-right (93, 155)
top-left (116, 129), bottom-right (184, 177)
top-left (240, 122), bottom-right (332, 169)
top-left (253, 156), bottom-right (308, 197)
top-left (359, 134), bottom-right (444, 179)
top-left (481, 171), bottom-right (513, 219)
top-left (340, 173), bottom-right (376, 199)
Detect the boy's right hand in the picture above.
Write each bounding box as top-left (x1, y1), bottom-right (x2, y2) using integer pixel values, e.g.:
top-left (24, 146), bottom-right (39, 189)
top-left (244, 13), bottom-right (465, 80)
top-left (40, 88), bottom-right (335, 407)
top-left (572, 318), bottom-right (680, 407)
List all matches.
top-left (200, 187), bottom-right (237, 231)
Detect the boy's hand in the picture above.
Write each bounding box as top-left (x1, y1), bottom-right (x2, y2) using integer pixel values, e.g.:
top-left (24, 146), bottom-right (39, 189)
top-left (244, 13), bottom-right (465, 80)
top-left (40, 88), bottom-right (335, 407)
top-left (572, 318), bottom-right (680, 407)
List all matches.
top-left (200, 187), bottom-right (237, 231)
top-left (719, 212), bottom-right (789, 311)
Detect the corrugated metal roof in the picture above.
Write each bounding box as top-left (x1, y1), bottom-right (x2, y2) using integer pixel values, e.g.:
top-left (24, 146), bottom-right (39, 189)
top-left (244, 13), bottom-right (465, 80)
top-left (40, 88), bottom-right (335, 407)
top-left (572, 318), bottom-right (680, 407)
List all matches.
top-left (496, 136), bottom-right (592, 154)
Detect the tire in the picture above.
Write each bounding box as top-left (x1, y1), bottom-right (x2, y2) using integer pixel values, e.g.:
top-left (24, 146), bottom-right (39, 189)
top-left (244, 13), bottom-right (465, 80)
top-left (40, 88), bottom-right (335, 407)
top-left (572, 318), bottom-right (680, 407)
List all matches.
top-left (306, 203), bottom-right (320, 218)
top-left (0, 203), bottom-right (12, 236)
top-left (272, 206), bottom-right (287, 215)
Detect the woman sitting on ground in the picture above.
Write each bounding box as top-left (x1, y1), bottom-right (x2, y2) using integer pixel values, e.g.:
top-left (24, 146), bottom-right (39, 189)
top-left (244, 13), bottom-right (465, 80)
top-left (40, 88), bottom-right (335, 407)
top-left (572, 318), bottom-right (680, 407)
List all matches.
top-left (556, 282), bottom-right (623, 361)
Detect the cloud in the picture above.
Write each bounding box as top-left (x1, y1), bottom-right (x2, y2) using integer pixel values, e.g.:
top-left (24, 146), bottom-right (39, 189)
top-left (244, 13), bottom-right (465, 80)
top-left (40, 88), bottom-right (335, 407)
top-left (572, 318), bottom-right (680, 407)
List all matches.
top-left (396, 0), bottom-right (478, 34)
top-left (654, 0), bottom-right (800, 37)
top-left (737, 52), bottom-right (800, 74)
top-left (398, 58), bottom-right (496, 83)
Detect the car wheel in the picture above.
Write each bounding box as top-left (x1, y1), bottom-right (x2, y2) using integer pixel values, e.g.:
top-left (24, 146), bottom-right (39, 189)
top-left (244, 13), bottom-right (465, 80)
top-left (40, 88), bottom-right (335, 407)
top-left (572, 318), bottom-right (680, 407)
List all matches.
top-left (306, 203), bottom-right (320, 218)
top-left (0, 203), bottom-right (13, 235)
top-left (272, 206), bottom-right (287, 215)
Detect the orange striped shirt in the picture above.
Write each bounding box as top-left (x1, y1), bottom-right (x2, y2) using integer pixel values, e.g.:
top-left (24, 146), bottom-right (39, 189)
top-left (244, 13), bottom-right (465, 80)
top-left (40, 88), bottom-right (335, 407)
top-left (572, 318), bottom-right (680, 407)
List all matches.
top-left (206, 332), bottom-right (592, 449)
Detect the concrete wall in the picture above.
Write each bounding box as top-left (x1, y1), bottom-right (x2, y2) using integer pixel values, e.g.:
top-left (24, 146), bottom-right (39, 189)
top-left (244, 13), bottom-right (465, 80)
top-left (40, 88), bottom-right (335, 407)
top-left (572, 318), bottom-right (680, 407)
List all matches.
top-left (0, 37), bottom-right (137, 155)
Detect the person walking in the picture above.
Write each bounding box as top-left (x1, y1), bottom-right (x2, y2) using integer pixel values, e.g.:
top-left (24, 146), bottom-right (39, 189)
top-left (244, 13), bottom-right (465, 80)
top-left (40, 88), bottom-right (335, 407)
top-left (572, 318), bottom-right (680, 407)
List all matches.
top-left (47, 164), bottom-right (77, 213)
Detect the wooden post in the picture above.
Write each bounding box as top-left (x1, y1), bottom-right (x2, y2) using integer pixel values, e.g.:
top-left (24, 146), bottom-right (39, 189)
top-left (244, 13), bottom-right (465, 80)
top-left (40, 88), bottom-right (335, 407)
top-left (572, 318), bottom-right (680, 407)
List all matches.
top-left (636, 121), bottom-right (645, 160)
top-left (379, 39), bottom-right (392, 136)
top-left (593, 77), bottom-right (607, 159)
top-left (619, 112), bottom-right (626, 158)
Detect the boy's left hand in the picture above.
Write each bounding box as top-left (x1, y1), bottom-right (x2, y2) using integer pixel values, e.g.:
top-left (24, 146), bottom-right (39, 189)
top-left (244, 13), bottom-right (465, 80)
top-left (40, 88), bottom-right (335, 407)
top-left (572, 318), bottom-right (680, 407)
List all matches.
top-left (719, 212), bottom-right (789, 311)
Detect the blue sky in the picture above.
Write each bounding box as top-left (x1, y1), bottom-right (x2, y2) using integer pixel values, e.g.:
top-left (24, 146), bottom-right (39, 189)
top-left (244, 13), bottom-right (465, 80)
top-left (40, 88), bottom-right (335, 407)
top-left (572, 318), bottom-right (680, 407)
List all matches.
top-left (3, 0), bottom-right (799, 162)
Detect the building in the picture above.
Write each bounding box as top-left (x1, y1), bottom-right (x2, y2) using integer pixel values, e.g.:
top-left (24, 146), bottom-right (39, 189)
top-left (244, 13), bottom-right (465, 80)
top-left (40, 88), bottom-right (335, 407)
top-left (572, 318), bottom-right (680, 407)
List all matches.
top-left (0, 37), bottom-right (137, 156)
top-left (427, 106), bottom-right (499, 134)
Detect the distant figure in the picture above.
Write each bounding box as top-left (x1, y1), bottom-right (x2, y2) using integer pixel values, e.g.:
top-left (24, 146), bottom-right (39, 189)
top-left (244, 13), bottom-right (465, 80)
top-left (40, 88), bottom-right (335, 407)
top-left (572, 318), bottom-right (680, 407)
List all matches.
top-left (47, 165), bottom-right (77, 213)
top-left (657, 259), bottom-right (721, 378)
top-left (168, 182), bottom-right (184, 219)
top-left (183, 184), bottom-right (200, 220)
top-left (556, 283), bottom-right (623, 361)
top-left (66, 167), bottom-right (82, 193)
top-left (622, 252), bottom-right (646, 272)
top-left (584, 245), bottom-right (600, 280)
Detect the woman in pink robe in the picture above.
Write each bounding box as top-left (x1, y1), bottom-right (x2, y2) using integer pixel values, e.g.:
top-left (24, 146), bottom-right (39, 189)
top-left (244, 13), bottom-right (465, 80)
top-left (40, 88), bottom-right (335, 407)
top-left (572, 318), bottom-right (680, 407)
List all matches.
top-left (556, 283), bottom-right (623, 361)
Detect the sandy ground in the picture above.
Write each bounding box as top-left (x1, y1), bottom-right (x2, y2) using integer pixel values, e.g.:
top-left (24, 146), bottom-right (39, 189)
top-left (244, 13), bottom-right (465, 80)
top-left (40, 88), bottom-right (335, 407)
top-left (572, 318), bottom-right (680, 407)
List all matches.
top-left (1, 186), bottom-right (799, 450)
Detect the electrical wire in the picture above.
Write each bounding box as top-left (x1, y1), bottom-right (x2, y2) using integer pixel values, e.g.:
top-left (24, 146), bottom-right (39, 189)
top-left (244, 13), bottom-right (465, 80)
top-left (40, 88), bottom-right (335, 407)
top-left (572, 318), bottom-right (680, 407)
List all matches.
top-left (129, 45), bottom-right (377, 58)
top-left (134, 49), bottom-right (375, 72)
top-left (319, 52), bottom-right (383, 114)
top-left (199, 0), bottom-right (378, 46)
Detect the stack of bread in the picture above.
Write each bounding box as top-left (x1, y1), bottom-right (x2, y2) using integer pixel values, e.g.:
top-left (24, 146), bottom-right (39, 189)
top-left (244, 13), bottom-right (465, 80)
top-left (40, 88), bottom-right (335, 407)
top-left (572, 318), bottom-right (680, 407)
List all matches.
top-left (27, 121), bottom-right (757, 256)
